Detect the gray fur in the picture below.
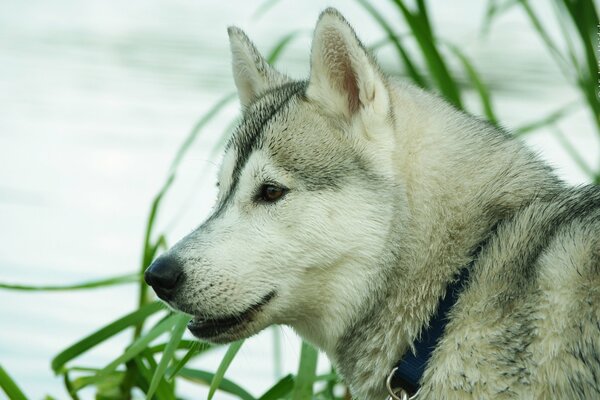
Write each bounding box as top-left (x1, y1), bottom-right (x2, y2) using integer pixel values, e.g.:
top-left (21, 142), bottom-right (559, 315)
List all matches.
top-left (149, 8), bottom-right (600, 399)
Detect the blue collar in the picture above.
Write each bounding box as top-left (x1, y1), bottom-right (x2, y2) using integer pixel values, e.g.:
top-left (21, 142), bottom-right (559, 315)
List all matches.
top-left (391, 267), bottom-right (471, 395)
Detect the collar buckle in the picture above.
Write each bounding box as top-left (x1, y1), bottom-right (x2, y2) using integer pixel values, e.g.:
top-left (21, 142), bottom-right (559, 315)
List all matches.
top-left (386, 367), bottom-right (419, 400)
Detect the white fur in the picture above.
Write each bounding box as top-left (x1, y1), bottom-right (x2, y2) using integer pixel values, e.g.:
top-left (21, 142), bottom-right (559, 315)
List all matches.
top-left (156, 8), bottom-right (600, 399)
top-left (228, 27), bottom-right (290, 109)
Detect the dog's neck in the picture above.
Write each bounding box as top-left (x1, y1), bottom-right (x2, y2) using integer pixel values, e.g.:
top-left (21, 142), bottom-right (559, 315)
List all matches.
top-left (324, 82), bottom-right (562, 399)
top-left (331, 204), bottom-right (498, 399)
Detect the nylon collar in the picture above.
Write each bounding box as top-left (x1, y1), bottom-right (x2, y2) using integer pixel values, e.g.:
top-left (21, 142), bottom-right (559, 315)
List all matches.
top-left (390, 267), bottom-right (471, 396)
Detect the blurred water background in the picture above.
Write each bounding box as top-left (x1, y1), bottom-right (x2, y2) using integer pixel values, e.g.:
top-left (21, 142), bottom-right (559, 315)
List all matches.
top-left (0, 0), bottom-right (597, 399)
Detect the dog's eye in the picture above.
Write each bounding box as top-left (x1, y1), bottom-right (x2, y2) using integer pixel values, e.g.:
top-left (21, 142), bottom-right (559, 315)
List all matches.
top-left (259, 184), bottom-right (287, 203)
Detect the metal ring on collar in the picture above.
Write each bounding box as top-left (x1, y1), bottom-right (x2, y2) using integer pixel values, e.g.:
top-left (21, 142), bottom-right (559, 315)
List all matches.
top-left (385, 367), bottom-right (419, 400)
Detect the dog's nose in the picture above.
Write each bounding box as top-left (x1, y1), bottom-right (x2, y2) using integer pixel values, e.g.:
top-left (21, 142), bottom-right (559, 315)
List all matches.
top-left (144, 256), bottom-right (183, 300)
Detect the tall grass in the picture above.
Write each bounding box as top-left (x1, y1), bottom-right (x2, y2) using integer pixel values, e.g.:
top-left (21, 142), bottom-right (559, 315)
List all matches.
top-left (1, 0), bottom-right (598, 399)
top-left (487, 0), bottom-right (599, 182)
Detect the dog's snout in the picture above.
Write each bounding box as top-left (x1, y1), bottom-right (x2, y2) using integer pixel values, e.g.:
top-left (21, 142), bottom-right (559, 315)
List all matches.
top-left (144, 256), bottom-right (184, 300)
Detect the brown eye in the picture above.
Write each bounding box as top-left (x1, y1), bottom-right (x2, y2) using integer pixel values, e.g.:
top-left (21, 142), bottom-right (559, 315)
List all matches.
top-left (259, 184), bottom-right (286, 203)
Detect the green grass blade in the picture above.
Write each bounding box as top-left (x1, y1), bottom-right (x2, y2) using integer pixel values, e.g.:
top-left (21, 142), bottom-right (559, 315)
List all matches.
top-left (315, 369), bottom-right (339, 400)
top-left (146, 314), bottom-right (191, 399)
top-left (52, 302), bottom-right (164, 373)
top-left (142, 180), bottom-right (174, 271)
top-left (139, 91), bottom-right (234, 248)
top-left (207, 340), bottom-right (245, 400)
top-left (134, 353), bottom-right (176, 400)
top-left (140, 91), bottom-right (236, 271)
top-left (562, 0), bottom-right (600, 134)
top-left (517, 0), bottom-right (569, 74)
top-left (138, 182), bottom-right (174, 319)
top-left (168, 92), bottom-right (237, 177)
top-left (0, 273), bottom-right (140, 291)
top-left (447, 44), bottom-right (498, 124)
top-left (208, 118), bottom-right (239, 161)
top-left (313, 372), bottom-right (339, 383)
top-left (291, 341), bottom-right (318, 400)
top-left (369, 33), bottom-right (409, 52)
top-left (63, 370), bottom-right (82, 400)
top-left (138, 92), bottom-right (237, 311)
top-left (553, 0), bottom-right (582, 70)
top-left (147, 339), bottom-right (197, 354)
top-left (481, 0), bottom-right (519, 34)
top-left (0, 364), bottom-right (28, 400)
top-left (258, 374), bottom-right (295, 400)
top-left (559, 0), bottom-right (599, 82)
top-left (552, 127), bottom-right (595, 178)
top-left (357, 0), bottom-right (428, 88)
top-left (144, 350), bottom-right (177, 397)
top-left (68, 369), bottom-right (123, 392)
top-left (266, 30), bottom-right (304, 65)
top-left (513, 100), bottom-right (580, 137)
top-left (133, 88), bottom-right (237, 386)
top-left (388, 0), bottom-right (463, 108)
top-left (166, 341), bottom-right (213, 380)
top-left (517, 0), bottom-right (599, 135)
top-left (131, 358), bottom-right (152, 395)
top-left (253, 0), bottom-right (283, 20)
top-left (98, 313), bottom-right (179, 378)
top-left (415, 0), bottom-right (432, 36)
top-left (179, 367), bottom-right (256, 400)
top-left (166, 343), bottom-right (198, 381)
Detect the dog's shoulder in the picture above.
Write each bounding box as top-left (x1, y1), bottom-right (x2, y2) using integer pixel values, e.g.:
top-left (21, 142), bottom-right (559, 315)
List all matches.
top-left (420, 185), bottom-right (600, 398)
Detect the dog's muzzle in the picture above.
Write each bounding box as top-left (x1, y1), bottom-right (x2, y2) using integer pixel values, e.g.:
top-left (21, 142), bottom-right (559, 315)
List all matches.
top-left (144, 255), bottom-right (184, 301)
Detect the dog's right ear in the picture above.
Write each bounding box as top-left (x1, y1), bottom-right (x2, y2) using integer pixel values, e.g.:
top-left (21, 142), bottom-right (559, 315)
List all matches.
top-left (307, 8), bottom-right (389, 120)
top-left (228, 27), bottom-right (290, 110)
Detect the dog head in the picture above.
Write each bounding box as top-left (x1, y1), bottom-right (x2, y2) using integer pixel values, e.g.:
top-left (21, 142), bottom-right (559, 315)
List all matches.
top-left (144, 8), bottom-right (401, 350)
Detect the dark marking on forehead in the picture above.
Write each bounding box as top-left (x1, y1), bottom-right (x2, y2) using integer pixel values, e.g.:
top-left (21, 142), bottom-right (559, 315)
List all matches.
top-left (209, 81), bottom-right (306, 221)
top-left (224, 80), bottom-right (306, 195)
top-left (227, 81), bottom-right (307, 183)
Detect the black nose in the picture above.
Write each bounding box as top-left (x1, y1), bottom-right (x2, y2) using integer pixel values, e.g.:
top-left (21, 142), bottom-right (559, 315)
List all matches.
top-left (144, 256), bottom-right (184, 300)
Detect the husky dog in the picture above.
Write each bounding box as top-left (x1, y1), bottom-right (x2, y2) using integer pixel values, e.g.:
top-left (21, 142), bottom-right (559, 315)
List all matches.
top-left (145, 8), bottom-right (600, 399)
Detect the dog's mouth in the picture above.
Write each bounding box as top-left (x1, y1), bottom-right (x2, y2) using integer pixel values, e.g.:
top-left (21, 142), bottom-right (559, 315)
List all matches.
top-left (187, 291), bottom-right (276, 339)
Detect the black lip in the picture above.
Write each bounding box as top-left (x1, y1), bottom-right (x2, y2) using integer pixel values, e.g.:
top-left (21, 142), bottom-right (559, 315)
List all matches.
top-left (187, 291), bottom-right (276, 339)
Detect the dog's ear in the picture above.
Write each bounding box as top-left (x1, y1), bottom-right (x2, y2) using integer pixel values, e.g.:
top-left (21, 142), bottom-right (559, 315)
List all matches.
top-left (228, 27), bottom-right (290, 110)
top-left (307, 8), bottom-right (389, 119)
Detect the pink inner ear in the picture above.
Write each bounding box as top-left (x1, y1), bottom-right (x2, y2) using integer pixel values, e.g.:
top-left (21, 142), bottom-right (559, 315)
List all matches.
top-left (342, 60), bottom-right (360, 114)
top-left (322, 29), bottom-right (361, 115)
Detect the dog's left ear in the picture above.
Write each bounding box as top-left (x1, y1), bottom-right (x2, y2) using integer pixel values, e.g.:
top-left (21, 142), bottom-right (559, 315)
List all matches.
top-left (307, 8), bottom-right (389, 119)
top-left (228, 27), bottom-right (291, 110)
